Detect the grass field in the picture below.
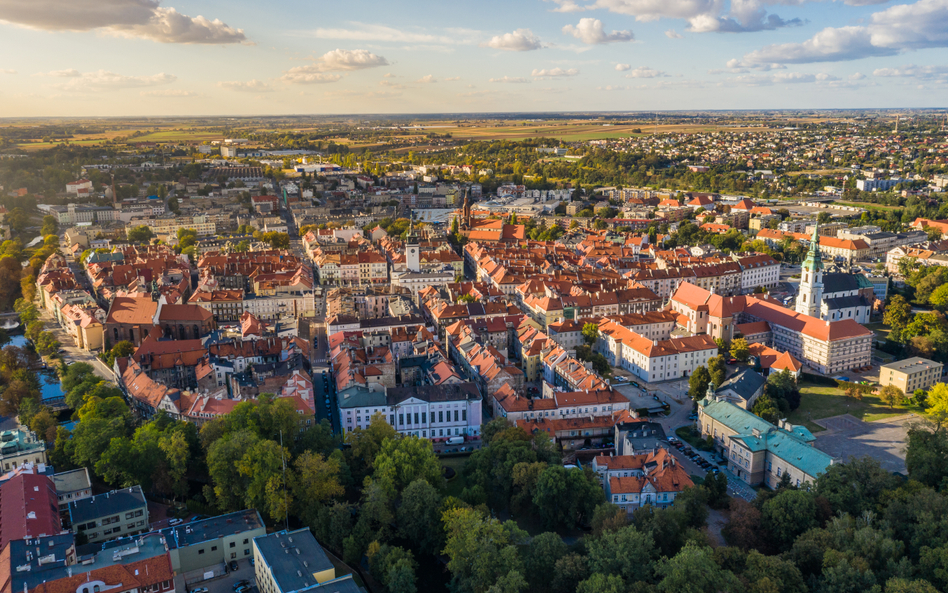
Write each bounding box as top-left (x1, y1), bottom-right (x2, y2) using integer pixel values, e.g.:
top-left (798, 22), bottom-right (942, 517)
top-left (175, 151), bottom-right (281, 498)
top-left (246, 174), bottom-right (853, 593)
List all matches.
top-left (865, 322), bottom-right (893, 343)
top-left (787, 382), bottom-right (923, 432)
top-left (132, 130), bottom-right (225, 142)
top-left (442, 455), bottom-right (469, 499)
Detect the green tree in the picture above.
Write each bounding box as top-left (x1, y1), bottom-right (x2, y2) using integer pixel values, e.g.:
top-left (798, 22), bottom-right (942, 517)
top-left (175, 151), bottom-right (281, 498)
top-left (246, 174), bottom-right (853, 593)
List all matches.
top-left (751, 393), bottom-right (781, 424)
top-left (70, 397), bottom-right (132, 469)
top-left (261, 232), bottom-right (291, 249)
top-left (884, 295), bottom-right (912, 331)
top-left (742, 550), bottom-right (807, 593)
top-left (523, 532), bottom-right (567, 593)
top-left (925, 383), bottom-right (948, 426)
top-left (730, 338), bottom-right (750, 362)
top-left (577, 574), bottom-right (624, 593)
top-left (880, 384), bottom-right (905, 410)
top-left (931, 284), bottom-right (948, 312)
top-left (442, 507), bottom-right (528, 593)
top-left (707, 355), bottom-right (726, 388)
top-left (396, 479), bottom-right (444, 556)
top-left (551, 554), bottom-right (589, 593)
top-left (586, 525), bottom-right (657, 583)
top-left (177, 228), bottom-right (198, 249)
top-left (656, 542), bottom-right (741, 593)
top-left (688, 366), bottom-right (712, 401)
top-left (372, 435), bottom-right (443, 498)
top-left (41, 215), bottom-right (58, 237)
top-left (761, 490), bottom-right (817, 551)
top-left (905, 424), bottom-right (948, 488)
top-left (582, 322), bottom-right (599, 346)
top-left (291, 451), bottom-right (343, 525)
top-left (532, 466), bottom-right (603, 530)
top-left (127, 225), bottom-right (155, 243)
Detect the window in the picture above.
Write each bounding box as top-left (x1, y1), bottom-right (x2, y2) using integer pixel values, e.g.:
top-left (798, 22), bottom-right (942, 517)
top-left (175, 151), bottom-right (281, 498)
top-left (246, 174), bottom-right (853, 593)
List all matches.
top-left (245, 549), bottom-right (251, 555)
top-left (199, 549), bottom-right (205, 555)
top-left (243, 539), bottom-right (249, 544)
top-left (125, 512), bottom-right (134, 519)
top-left (399, 414), bottom-right (404, 425)
top-left (231, 553), bottom-right (237, 559)
top-left (439, 411), bottom-right (444, 423)
top-left (454, 410), bottom-right (459, 422)
top-left (211, 546), bottom-right (217, 551)
top-left (422, 412), bottom-right (426, 424)
top-left (230, 542), bottom-right (236, 548)
top-left (414, 412), bottom-right (419, 424)
top-left (135, 510), bottom-right (143, 517)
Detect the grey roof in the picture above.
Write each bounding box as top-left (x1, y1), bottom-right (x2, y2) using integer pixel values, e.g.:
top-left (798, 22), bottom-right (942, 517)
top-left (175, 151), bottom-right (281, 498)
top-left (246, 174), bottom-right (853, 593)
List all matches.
top-left (68, 486), bottom-right (146, 524)
top-left (385, 382), bottom-right (480, 405)
top-left (880, 356), bottom-right (943, 374)
top-left (359, 315), bottom-right (425, 330)
top-left (821, 273), bottom-right (863, 294)
top-left (824, 295), bottom-right (870, 310)
top-left (616, 420), bottom-right (667, 455)
top-left (52, 467), bottom-right (91, 494)
top-left (253, 529), bottom-right (334, 593)
top-left (716, 368), bottom-right (766, 402)
top-left (162, 509), bottom-right (264, 549)
top-left (864, 232), bottom-right (896, 240)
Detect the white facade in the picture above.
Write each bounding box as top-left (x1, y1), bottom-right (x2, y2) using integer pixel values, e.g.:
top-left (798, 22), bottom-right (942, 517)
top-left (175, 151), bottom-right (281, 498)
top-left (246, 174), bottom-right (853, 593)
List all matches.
top-left (740, 260), bottom-right (781, 292)
top-left (340, 396), bottom-right (480, 439)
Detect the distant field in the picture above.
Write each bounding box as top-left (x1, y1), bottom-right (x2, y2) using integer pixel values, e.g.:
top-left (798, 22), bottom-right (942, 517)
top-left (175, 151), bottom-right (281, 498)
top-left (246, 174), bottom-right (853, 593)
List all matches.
top-left (17, 139), bottom-right (108, 150)
top-left (132, 130), bottom-right (223, 143)
top-left (433, 122), bottom-right (769, 141)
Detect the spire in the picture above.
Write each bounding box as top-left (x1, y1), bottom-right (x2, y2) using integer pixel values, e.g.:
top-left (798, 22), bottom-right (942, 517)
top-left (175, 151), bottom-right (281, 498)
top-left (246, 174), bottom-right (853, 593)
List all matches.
top-left (802, 223), bottom-right (823, 272)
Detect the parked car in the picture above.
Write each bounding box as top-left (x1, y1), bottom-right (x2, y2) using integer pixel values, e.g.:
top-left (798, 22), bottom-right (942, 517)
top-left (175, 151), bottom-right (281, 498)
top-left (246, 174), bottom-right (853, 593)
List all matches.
top-left (192, 588), bottom-right (208, 593)
top-left (233, 581), bottom-right (250, 591)
top-left (190, 515), bottom-right (208, 522)
top-left (835, 376), bottom-right (850, 382)
top-left (168, 518), bottom-right (183, 526)
top-left (727, 358), bottom-right (738, 365)
top-left (230, 561), bottom-right (239, 572)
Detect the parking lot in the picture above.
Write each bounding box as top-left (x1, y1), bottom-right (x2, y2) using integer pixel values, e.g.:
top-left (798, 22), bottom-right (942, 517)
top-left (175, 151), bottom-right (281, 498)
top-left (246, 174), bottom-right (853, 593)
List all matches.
top-left (177, 558), bottom-right (257, 593)
top-left (667, 436), bottom-right (757, 501)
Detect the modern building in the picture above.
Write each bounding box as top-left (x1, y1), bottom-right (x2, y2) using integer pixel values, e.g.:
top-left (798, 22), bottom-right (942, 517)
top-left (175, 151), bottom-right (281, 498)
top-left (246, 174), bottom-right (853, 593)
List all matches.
top-left (253, 529), bottom-right (360, 593)
top-left (879, 357), bottom-right (944, 395)
top-left (162, 510), bottom-right (266, 575)
top-left (698, 396), bottom-right (834, 489)
top-left (67, 486), bottom-right (149, 544)
top-left (0, 428), bottom-right (47, 472)
top-left (51, 467), bottom-right (93, 515)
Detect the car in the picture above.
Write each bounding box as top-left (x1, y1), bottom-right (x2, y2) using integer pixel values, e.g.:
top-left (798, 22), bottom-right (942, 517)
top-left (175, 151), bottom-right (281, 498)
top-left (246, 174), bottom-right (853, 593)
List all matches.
top-left (630, 381), bottom-right (639, 388)
top-left (234, 587), bottom-right (250, 593)
top-left (192, 588), bottom-right (208, 593)
top-left (233, 581), bottom-right (250, 591)
top-left (168, 518), bottom-right (183, 526)
top-left (191, 515), bottom-right (208, 522)
top-left (230, 561), bottom-right (239, 571)
top-left (250, 558), bottom-right (254, 566)
top-left (727, 358), bottom-right (738, 365)
top-left (835, 376), bottom-right (850, 382)
top-left (667, 436), bottom-right (678, 442)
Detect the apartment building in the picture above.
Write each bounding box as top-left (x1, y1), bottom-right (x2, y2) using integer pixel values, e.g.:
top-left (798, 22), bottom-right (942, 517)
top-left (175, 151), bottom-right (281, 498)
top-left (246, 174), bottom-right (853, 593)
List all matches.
top-left (253, 529), bottom-right (359, 593)
top-left (879, 357), bottom-right (944, 394)
top-left (595, 319), bottom-right (718, 383)
top-left (593, 449), bottom-right (694, 515)
top-left (68, 486), bottom-right (149, 544)
top-left (188, 289), bottom-right (245, 322)
top-left (0, 428), bottom-right (47, 472)
top-left (490, 384), bottom-right (630, 422)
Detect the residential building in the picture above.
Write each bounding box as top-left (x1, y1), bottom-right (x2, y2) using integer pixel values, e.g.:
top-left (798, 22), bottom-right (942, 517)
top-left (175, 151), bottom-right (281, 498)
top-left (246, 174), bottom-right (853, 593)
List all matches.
top-left (0, 472), bottom-right (62, 549)
top-left (188, 289), bottom-right (245, 322)
top-left (490, 384), bottom-right (630, 422)
top-left (162, 510), bottom-right (266, 574)
top-left (713, 368), bottom-right (766, 409)
top-left (51, 467), bottom-right (93, 515)
top-left (0, 428), bottom-right (47, 472)
top-left (596, 319), bottom-right (718, 383)
top-left (67, 486), bottom-right (149, 544)
top-left (879, 357), bottom-right (944, 394)
top-left (594, 449), bottom-right (694, 515)
top-left (698, 397), bottom-right (834, 488)
top-left (253, 529), bottom-right (360, 593)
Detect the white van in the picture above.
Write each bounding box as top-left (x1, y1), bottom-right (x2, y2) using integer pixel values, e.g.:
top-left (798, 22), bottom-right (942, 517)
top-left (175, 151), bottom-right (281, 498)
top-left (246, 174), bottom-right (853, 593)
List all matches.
top-left (446, 436), bottom-right (464, 446)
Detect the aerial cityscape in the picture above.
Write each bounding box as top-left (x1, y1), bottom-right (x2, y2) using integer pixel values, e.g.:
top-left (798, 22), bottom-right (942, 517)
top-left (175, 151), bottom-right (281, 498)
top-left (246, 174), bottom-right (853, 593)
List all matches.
top-left (2, 2), bottom-right (948, 593)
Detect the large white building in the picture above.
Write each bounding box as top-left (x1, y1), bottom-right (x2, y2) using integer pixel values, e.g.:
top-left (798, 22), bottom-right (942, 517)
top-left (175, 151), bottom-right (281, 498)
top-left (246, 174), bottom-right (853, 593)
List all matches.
top-left (595, 318), bottom-right (718, 383)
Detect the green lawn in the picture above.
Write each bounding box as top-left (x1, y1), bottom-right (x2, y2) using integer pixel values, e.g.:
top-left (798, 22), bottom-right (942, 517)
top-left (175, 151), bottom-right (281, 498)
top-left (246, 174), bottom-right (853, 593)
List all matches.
top-left (864, 322), bottom-right (893, 343)
top-left (787, 382), bottom-right (923, 432)
top-left (442, 455), bottom-right (469, 499)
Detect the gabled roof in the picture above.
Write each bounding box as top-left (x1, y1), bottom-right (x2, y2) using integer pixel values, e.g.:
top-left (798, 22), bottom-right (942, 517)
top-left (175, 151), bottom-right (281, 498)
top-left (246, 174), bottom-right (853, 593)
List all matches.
top-left (715, 368), bottom-right (766, 402)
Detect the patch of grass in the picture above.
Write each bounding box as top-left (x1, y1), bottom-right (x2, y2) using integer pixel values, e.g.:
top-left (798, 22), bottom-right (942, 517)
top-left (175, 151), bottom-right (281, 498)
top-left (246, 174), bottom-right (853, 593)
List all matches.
top-left (676, 426), bottom-right (713, 451)
top-left (787, 381), bottom-right (924, 428)
top-left (441, 455), bottom-right (469, 499)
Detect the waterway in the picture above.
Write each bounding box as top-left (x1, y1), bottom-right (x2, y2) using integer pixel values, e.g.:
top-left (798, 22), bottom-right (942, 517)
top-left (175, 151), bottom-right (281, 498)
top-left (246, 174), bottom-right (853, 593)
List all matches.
top-left (8, 333), bottom-right (66, 403)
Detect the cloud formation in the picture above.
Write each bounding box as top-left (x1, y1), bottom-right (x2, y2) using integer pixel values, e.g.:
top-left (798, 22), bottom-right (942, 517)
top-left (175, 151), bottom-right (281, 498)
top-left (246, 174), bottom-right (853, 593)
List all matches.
top-left (416, 75), bottom-right (437, 83)
top-left (308, 22), bottom-right (478, 45)
top-left (317, 49), bottom-right (389, 71)
top-left (591, 0), bottom-right (802, 34)
top-left (544, 0), bottom-right (586, 11)
top-left (219, 80), bottom-right (272, 92)
top-left (50, 69), bottom-right (176, 91)
top-left (280, 68), bottom-right (343, 84)
top-left (562, 18), bottom-right (633, 43)
top-left (483, 29), bottom-right (543, 51)
top-left (874, 63), bottom-right (948, 80)
top-left (532, 67), bottom-right (579, 77)
top-left (738, 0), bottom-right (948, 64)
top-left (624, 66), bottom-right (669, 78)
top-left (615, 63), bottom-right (632, 71)
top-left (489, 76), bottom-right (529, 83)
top-left (141, 88), bottom-right (198, 97)
top-left (665, 29), bottom-right (683, 38)
top-left (0, 0), bottom-right (247, 44)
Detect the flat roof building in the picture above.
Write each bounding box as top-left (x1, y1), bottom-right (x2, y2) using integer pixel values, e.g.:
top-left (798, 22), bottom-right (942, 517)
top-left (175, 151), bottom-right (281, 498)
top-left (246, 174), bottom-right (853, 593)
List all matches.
top-left (160, 509), bottom-right (266, 574)
top-left (68, 486), bottom-right (148, 545)
top-left (879, 357), bottom-right (944, 394)
top-left (253, 529), bottom-right (360, 593)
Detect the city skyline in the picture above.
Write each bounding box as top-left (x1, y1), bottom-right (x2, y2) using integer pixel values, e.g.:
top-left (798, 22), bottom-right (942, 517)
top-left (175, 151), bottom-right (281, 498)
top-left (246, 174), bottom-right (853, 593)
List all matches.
top-left (1, 0), bottom-right (947, 116)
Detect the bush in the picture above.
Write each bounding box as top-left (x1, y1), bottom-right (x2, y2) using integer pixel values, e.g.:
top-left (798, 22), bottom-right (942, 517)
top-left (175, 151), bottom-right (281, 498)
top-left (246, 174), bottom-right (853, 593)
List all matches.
top-left (800, 373), bottom-right (839, 386)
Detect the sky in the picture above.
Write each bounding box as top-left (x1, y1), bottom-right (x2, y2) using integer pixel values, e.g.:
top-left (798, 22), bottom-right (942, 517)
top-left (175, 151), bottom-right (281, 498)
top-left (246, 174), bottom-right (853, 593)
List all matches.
top-left (1, 0), bottom-right (947, 116)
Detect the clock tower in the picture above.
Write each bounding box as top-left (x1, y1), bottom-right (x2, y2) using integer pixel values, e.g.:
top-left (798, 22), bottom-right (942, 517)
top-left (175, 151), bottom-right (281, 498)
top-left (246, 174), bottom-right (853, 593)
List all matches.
top-left (795, 224), bottom-right (824, 318)
top-left (405, 219), bottom-right (420, 273)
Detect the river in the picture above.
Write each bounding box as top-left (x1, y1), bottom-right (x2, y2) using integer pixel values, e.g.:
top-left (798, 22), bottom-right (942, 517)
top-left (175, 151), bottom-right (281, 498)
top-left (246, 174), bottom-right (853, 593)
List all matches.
top-left (7, 334), bottom-right (67, 403)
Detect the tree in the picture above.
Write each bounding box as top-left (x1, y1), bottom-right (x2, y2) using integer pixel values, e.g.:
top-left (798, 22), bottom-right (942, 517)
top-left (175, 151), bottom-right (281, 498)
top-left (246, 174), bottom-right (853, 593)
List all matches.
top-left (880, 384), bottom-right (905, 410)
top-left (291, 451), bottom-right (343, 525)
top-left (656, 542), bottom-right (741, 593)
top-left (372, 435), bottom-right (443, 498)
top-left (261, 232), bottom-right (291, 249)
top-left (532, 466), bottom-right (603, 530)
top-left (815, 456), bottom-right (900, 517)
top-left (551, 554), bottom-right (589, 593)
top-left (590, 502), bottom-right (628, 537)
top-left (905, 424), bottom-right (948, 488)
top-left (127, 225), bottom-right (155, 243)
top-left (925, 383), bottom-right (948, 426)
top-left (731, 338), bottom-right (750, 362)
top-left (586, 525), bottom-right (657, 583)
top-left (688, 366), bottom-right (712, 401)
top-left (29, 408), bottom-right (58, 443)
top-left (743, 550), bottom-right (807, 593)
top-left (396, 479), bottom-right (443, 556)
top-left (577, 574), bottom-right (624, 593)
top-left (708, 356), bottom-right (726, 388)
top-left (751, 393), bottom-right (781, 424)
top-left (177, 228), bottom-right (198, 249)
top-left (931, 284), bottom-right (948, 312)
top-left (41, 215), bottom-right (58, 237)
top-left (344, 412), bottom-right (398, 479)
top-left (581, 323), bottom-right (599, 346)
top-left (761, 490), bottom-right (817, 551)
top-left (524, 532), bottom-right (567, 592)
top-left (884, 295), bottom-right (912, 331)
top-left (703, 470), bottom-right (729, 509)
top-left (442, 508), bottom-right (528, 593)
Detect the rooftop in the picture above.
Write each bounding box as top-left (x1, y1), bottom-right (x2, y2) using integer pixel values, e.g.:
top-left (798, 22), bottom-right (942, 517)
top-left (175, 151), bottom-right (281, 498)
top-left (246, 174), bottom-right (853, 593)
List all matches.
top-left (162, 509), bottom-right (265, 549)
top-left (68, 486), bottom-right (147, 524)
top-left (880, 356), bottom-right (943, 374)
top-left (253, 529), bottom-right (334, 593)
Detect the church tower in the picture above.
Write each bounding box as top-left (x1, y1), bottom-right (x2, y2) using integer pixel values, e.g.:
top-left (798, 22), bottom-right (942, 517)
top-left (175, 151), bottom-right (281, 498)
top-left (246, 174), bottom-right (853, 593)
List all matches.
top-left (461, 190), bottom-right (472, 230)
top-left (795, 224), bottom-right (824, 318)
top-left (405, 218), bottom-right (420, 273)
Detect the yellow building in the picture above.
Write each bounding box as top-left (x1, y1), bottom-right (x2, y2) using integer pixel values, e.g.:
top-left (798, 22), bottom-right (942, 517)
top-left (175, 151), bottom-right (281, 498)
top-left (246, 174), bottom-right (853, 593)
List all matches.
top-left (879, 357), bottom-right (944, 394)
top-left (253, 529), bottom-right (357, 593)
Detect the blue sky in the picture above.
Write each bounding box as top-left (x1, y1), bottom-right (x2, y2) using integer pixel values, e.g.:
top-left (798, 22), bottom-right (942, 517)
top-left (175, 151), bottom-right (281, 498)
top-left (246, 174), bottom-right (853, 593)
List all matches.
top-left (1, 0), bottom-right (947, 116)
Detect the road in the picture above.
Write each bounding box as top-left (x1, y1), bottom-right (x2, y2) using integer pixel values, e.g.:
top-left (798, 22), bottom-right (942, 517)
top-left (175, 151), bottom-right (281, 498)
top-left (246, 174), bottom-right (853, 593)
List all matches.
top-left (39, 307), bottom-right (117, 382)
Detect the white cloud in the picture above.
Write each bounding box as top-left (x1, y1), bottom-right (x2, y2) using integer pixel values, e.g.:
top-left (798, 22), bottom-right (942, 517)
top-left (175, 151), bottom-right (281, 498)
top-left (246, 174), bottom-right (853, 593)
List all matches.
top-left (592, 0), bottom-right (802, 34)
top-left (624, 66), bottom-right (669, 78)
top-left (850, 72), bottom-right (866, 80)
top-left (665, 29), bottom-right (683, 38)
top-left (416, 74), bottom-right (437, 83)
top-left (316, 48), bottom-right (389, 71)
top-left (873, 64), bottom-right (948, 80)
top-left (0, 68), bottom-right (15, 74)
top-left (772, 72), bottom-right (817, 83)
top-left (591, 0), bottom-right (718, 21)
top-left (219, 79), bottom-right (272, 92)
top-left (47, 69), bottom-right (80, 77)
top-left (544, 0), bottom-right (586, 11)
top-left (615, 63), bottom-right (631, 71)
top-left (0, 0), bottom-right (247, 44)
top-left (280, 67), bottom-right (343, 84)
top-left (444, 76), bottom-right (460, 81)
top-left (489, 76), bottom-right (530, 83)
top-left (562, 18), bottom-right (633, 44)
top-left (738, 0), bottom-right (948, 65)
top-left (597, 84), bottom-right (630, 90)
top-left (483, 28), bottom-right (543, 51)
top-left (141, 89), bottom-right (198, 97)
top-left (307, 22), bottom-right (479, 45)
top-left (815, 72), bottom-right (840, 81)
top-left (532, 67), bottom-right (580, 77)
top-left (53, 69), bottom-right (176, 92)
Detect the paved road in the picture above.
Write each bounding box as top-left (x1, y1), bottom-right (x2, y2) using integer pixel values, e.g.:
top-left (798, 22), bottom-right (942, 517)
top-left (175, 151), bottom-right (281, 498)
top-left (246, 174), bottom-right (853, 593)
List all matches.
top-left (39, 308), bottom-right (116, 382)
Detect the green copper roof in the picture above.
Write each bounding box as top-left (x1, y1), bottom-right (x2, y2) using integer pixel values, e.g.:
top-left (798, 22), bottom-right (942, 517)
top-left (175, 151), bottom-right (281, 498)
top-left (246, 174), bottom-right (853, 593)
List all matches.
top-left (801, 223), bottom-right (823, 272)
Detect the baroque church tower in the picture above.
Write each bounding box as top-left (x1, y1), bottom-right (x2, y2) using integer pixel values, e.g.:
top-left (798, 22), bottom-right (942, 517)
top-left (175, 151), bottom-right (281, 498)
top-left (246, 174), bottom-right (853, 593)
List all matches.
top-left (795, 224), bottom-right (824, 318)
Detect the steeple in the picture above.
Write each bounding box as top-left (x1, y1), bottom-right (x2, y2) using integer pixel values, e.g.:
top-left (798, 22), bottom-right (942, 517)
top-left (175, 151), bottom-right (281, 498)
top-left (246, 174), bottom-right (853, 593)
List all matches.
top-left (801, 223), bottom-right (823, 273)
top-left (405, 214), bottom-right (420, 273)
top-left (795, 223), bottom-right (824, 318)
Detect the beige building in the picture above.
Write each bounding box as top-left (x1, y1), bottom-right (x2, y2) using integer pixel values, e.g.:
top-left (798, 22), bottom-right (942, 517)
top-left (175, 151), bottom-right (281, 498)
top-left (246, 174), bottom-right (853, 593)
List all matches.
top-left (253, 529), bottom-right (358, 593)
top-left (879, 357), bottom-right (943, 394)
